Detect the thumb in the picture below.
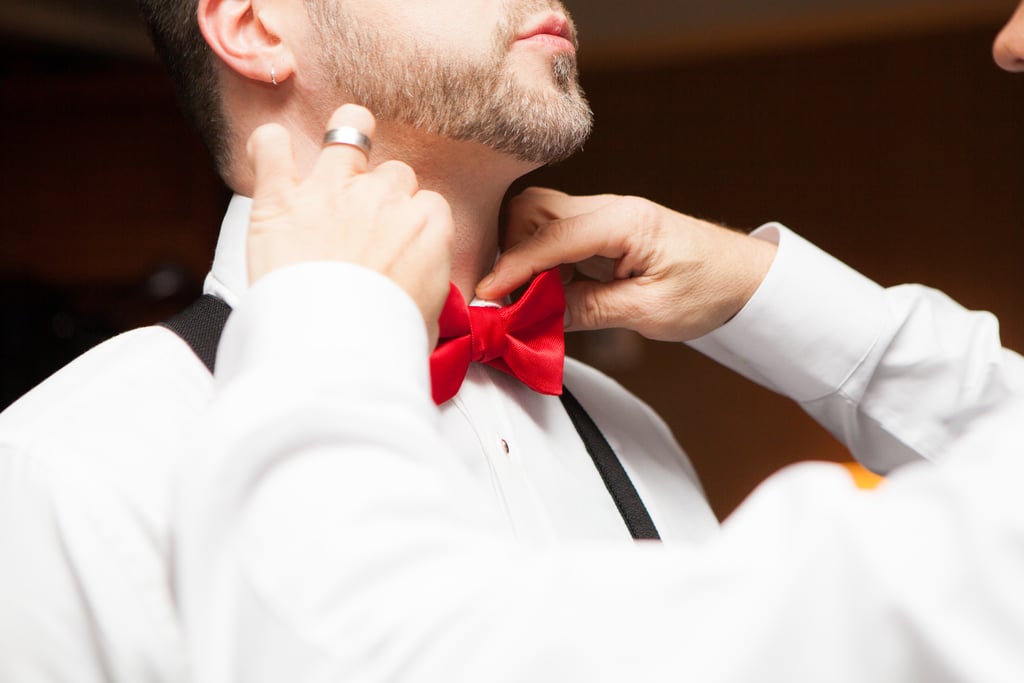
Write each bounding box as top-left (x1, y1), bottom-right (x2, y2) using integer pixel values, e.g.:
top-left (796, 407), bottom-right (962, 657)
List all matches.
top-left (479, 210), bottom-right (622, 300)
top-left (563, 279), bottom-right (641, 332)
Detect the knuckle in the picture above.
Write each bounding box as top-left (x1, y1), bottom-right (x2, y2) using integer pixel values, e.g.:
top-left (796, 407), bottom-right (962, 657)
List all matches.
top-left (540, 221), bottom-right (569, 247)
top-left (392, 159), bottom-right (416, 176)
top-left (419, 190), bottom-right (451, 214)
top-left (249, 124), bottom-right (284, 151)
top-left (377, 160), bottom-right (416, 183)
top-left (517, 186), bottom-right (550, 202)
top-left (417, 192), bottom-right (455, 237)
top-left (506, 191), bottom-right (531, 216)
top-left (518, 222), bottom-right (555, 253)
top-left (618, 195), bottom-right (652, 222)
top-left (507, 187), bottom-right (551, 217)
top-left (617, 196), bottom-right (661, 239)
top-left (574, 288), bottom-right (606, 328)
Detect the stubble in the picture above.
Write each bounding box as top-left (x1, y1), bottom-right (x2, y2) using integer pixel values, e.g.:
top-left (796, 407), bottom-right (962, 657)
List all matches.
top-left (307, 0), bottom-right (594, 164)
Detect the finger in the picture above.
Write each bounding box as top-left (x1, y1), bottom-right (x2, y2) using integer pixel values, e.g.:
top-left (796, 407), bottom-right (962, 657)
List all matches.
top-left (478, 206), bottom-right (630, 299)
top-left (504, 187), bottom-right (618, 251)
top-left (557, 257), bottom-right (615, 288)
top-left (576, 256), bottom-right (617, 283)
top-left (410, 190), bottom-right (455, 260)
top-left (248, 123), bottom-right (297, 202)
top-left (563, 279), bottom-right (641, 333)
top-left (409, 190), bottom-right (455, 346)
top-left (315, 104), bottom-right (377, 179)
top-left (372, 160), bottom-right (420, 197)
top-left (395, 190), bottom-right (454, 275)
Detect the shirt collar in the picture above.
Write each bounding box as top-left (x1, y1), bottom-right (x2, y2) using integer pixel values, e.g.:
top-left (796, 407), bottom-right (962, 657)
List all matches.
top-left (203, 194), bottom-right (253, 309)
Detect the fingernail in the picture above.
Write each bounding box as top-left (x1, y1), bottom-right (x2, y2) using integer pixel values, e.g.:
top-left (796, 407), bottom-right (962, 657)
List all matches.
top-left (478, 273), bottom-right (496, 292)
top-left (563, 309), bottom-right (572, 328)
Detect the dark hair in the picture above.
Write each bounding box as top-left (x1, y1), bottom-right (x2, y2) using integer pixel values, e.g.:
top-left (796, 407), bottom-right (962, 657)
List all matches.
top-left (136, 0), bottom-right (230, 176)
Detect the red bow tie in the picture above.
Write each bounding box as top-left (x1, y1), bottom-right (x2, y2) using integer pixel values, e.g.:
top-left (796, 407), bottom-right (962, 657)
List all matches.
top-left (429, 268), bottom-right (566, 405)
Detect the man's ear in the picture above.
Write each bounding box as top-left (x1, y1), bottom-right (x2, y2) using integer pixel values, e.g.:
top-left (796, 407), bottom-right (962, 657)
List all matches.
top-left (197, 0), bottom-right (296, 85)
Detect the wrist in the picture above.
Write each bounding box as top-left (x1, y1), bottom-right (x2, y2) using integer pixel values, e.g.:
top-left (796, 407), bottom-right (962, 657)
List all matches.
top-left (723, 231), bottom-right (778, 325)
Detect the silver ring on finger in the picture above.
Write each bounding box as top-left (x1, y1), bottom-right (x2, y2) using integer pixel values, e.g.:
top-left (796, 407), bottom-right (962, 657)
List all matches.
top-left (323, 127), bottom-right (372, 159)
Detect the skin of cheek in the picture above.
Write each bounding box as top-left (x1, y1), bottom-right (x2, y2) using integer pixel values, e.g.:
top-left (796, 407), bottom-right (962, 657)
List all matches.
top-left (365, 0), bottom-right (504, 60)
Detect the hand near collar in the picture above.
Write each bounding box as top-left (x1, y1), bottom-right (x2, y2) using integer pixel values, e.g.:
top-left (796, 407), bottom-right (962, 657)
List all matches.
top-left (477, 187), bottom-right (776, 342)
top-left (245, 104), bottom-right (454, 346)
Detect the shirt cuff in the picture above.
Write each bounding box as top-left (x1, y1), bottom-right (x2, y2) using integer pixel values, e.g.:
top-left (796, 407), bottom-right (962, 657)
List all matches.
top-left (688, 223), bottom-right (888, 403)
top-left (215, 262), bottom-right (431, 399)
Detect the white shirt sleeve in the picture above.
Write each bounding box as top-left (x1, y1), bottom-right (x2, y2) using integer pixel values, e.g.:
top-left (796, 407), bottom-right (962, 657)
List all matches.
top-left (689, 223), bottom-right (1024, 472)
top-left (177, 260), bottom-right (1024, 683)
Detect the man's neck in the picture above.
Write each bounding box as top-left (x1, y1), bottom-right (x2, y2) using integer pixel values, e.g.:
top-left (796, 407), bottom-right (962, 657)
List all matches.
top-left (230, 112), bottom-right (539, 302)
top-left (374, 124), bottom-right (538, 303)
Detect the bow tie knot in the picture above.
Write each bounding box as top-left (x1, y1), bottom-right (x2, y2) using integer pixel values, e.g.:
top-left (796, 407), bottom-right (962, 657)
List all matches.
top-left (428, 269), bottom-right (566, 405)
top-left (469, 307), bottom-right (509, 363)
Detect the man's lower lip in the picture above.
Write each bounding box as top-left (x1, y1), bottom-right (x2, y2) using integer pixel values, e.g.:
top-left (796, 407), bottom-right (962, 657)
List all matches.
top-left (516, 34), bottom-right (576, 52)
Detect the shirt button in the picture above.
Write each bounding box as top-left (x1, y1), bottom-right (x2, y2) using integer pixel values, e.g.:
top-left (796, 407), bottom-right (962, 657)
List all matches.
top-left (499, 438), bottom-right (510, 456)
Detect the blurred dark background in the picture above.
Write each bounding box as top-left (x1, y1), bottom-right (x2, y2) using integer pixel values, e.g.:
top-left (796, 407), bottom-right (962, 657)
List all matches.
top-left (2, 0), bottom-right (1021, 518)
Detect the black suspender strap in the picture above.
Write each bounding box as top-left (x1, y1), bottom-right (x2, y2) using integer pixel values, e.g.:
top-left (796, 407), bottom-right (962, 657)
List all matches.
top-left (163, 295), bottom-right (660, 541)
top-left (160, 294), bottom-right (233, 374)
top-left (559, 388), bottom-right (661, 541)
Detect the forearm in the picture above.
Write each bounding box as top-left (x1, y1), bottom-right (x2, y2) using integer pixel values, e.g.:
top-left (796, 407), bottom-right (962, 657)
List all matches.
top-left (690, 224), bottom-right (1024, 471)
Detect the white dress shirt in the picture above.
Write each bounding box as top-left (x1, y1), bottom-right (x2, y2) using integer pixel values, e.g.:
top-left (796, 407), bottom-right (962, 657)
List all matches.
top-left (179, 229), bottom-right (1024, 682)
top-left (0, 195), bottom-right (714, 682)
top-left (691, 222), bottom-right (1024, 470)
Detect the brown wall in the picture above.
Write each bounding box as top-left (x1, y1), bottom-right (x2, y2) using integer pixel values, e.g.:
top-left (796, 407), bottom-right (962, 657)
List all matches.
top-left (2, 23), bottom-right (1021, 518)
top-left (530, 24), bottom-right (1024, 517)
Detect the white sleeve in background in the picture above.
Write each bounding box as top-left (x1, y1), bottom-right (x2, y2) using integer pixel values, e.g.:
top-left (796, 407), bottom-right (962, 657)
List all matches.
top-left (689, 223), bottom-right (1024, 472)
top-left (177, 261), bottom-right (1024, 683)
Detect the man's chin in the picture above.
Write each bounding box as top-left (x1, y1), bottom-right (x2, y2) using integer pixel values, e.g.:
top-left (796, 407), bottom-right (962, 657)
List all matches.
top-left (508, 52), bottom-right (581, 97)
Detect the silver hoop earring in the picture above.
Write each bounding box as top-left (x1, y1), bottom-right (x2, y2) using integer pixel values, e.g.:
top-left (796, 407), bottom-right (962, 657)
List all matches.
top-left (270, 66), bottom-right (277, 86)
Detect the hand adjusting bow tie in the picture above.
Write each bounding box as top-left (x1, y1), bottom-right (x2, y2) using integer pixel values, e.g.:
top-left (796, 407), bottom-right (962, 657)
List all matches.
top-left (429, 268), bottom-right (565, 405)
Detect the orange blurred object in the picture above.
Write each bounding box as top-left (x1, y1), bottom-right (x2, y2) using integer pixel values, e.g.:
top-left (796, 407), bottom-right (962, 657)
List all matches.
top-left (843, 463), bottom-right (885, 490)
